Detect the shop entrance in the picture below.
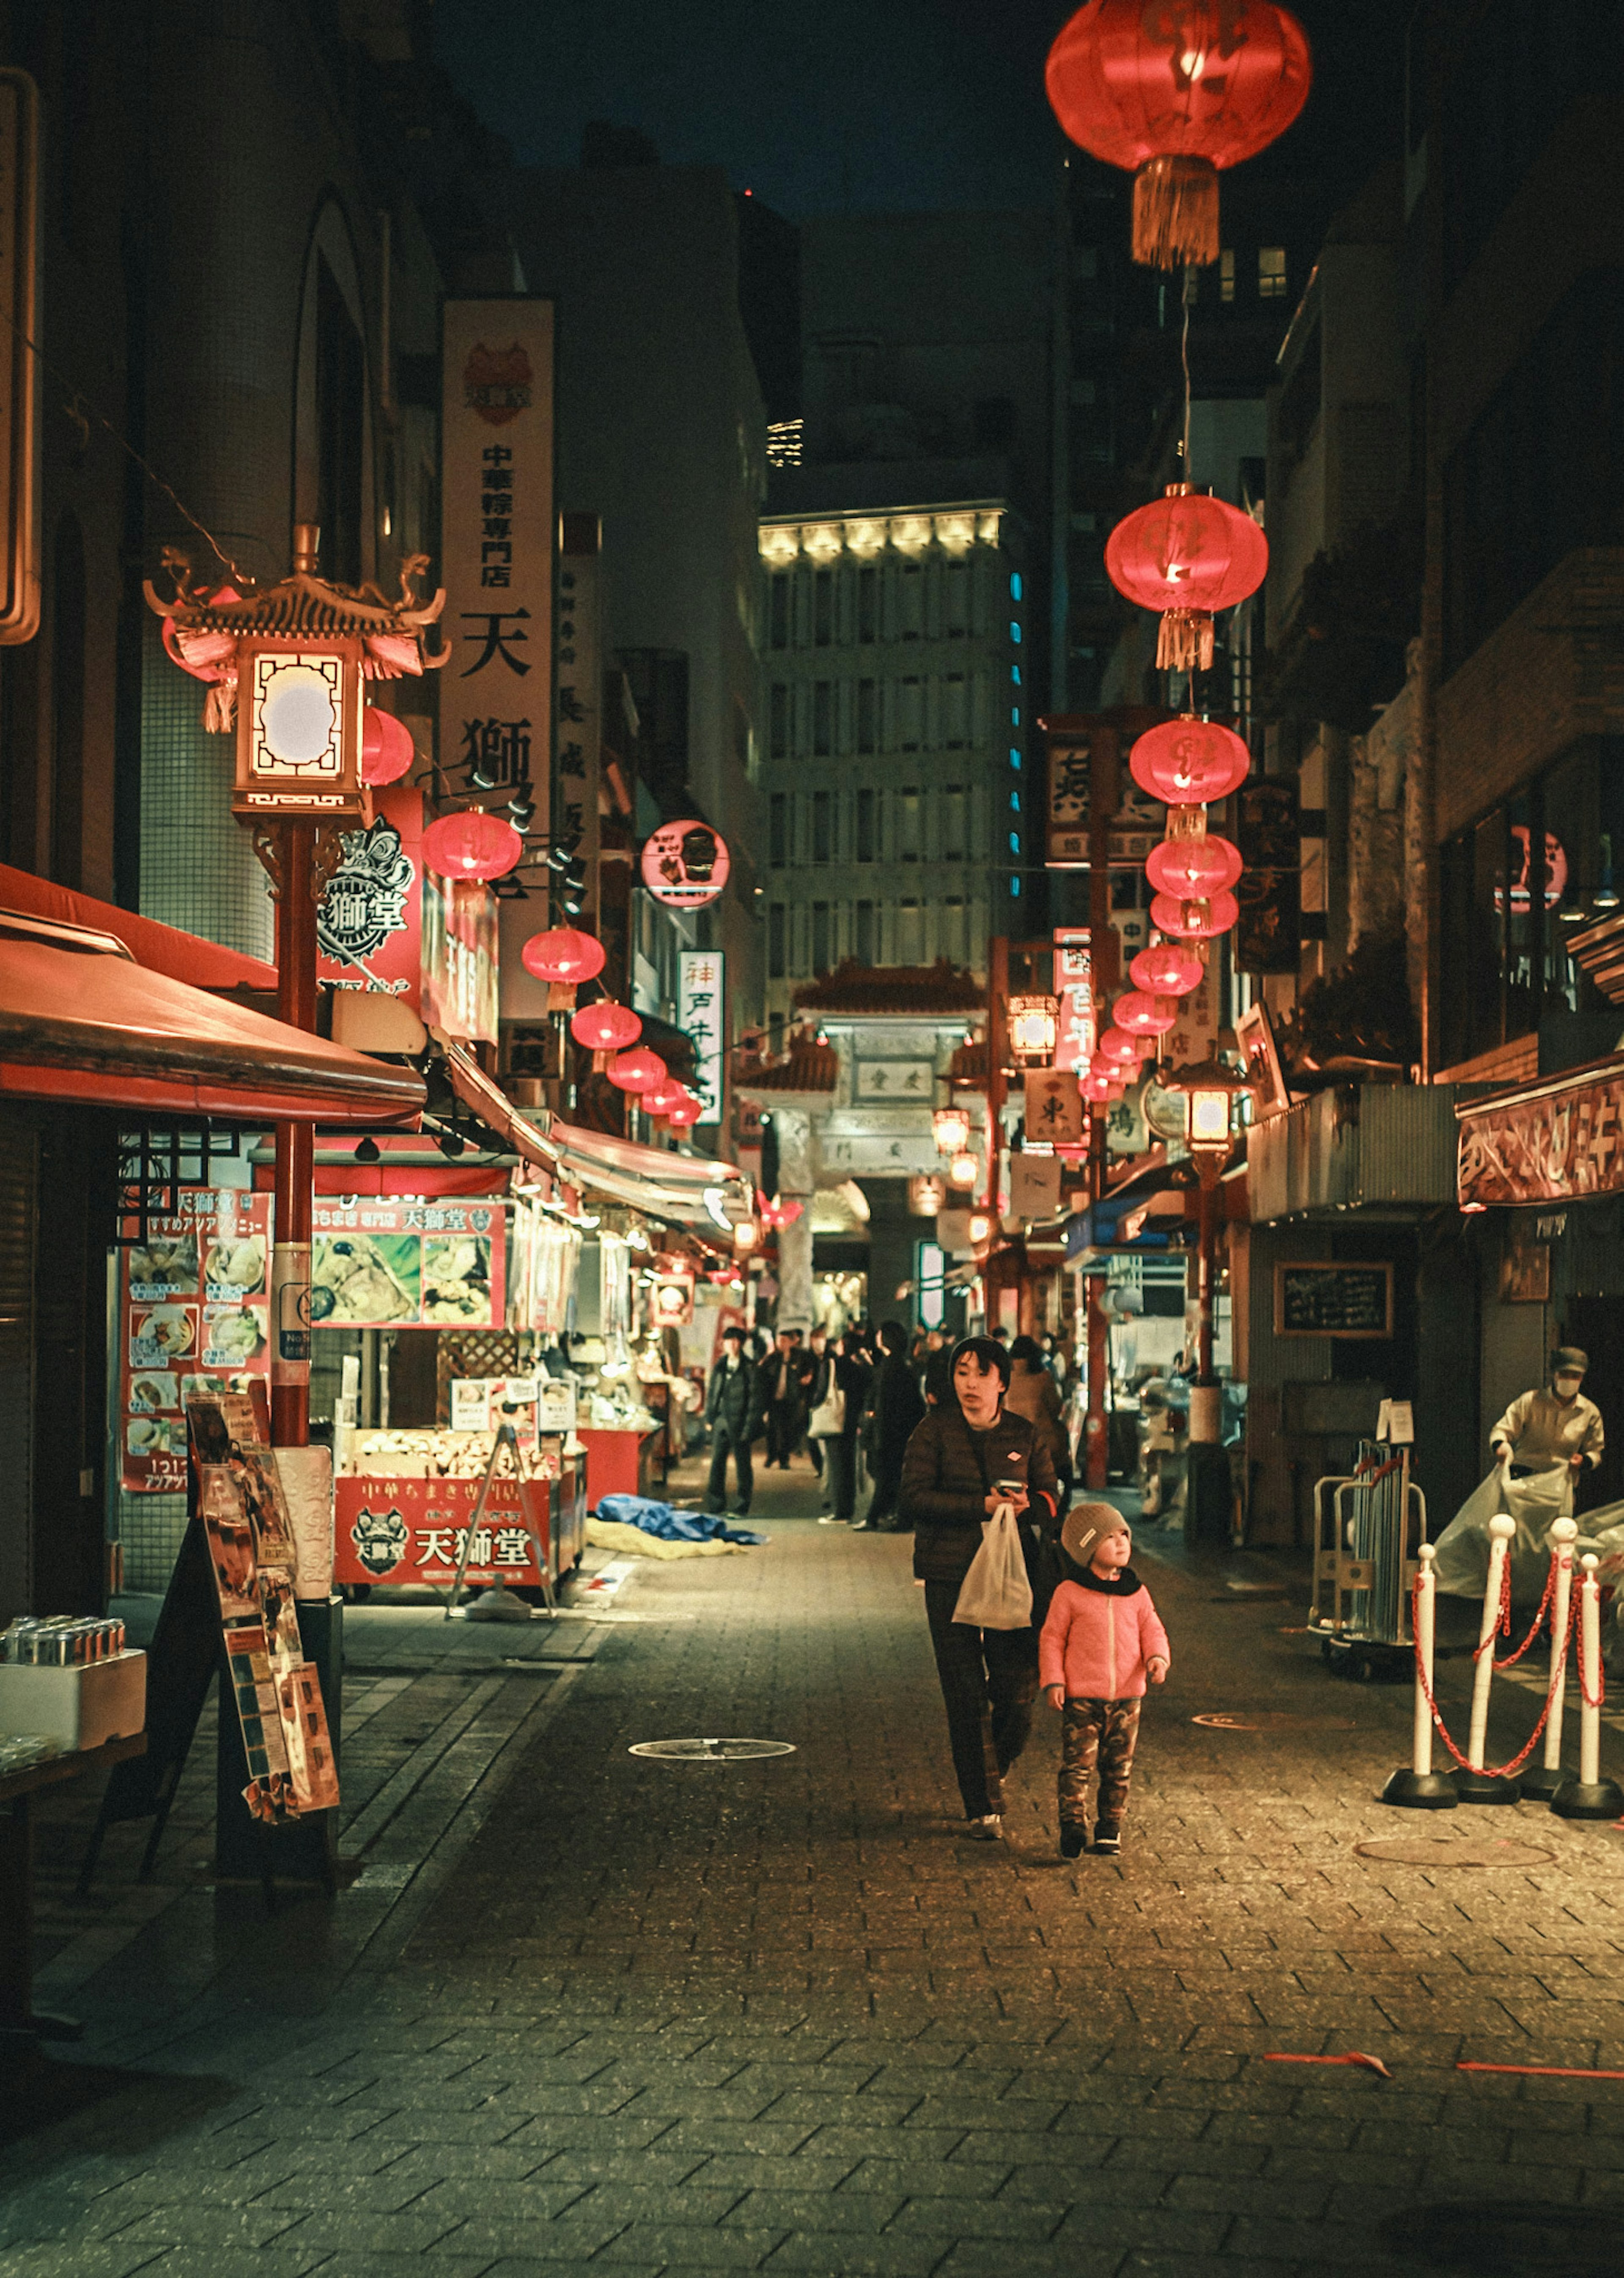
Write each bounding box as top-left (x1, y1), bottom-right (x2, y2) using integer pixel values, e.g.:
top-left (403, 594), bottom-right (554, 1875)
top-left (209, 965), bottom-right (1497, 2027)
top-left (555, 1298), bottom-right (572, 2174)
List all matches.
top-left (1559, 1296), bottom-right (1624, 1516)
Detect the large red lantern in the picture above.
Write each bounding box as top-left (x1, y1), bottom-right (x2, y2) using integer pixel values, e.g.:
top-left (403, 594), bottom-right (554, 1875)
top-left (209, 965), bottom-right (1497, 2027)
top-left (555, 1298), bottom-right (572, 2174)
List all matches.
top-left (1130, 716), bottom-right (1251, 805)
top-left (1114, 990), bottom-right (1177, 1037)
top-left (1045, 1), bottom-right (1311, 269)
top-left (422, 809), bottom-right (524, 882)
top-left (1130, 940), bottom-right (1205, 997)
top-left (1146, 832), bottom-right (1243, 899)
top-left (1097, 1026), bottom-right (1146, 1069)
top-left (1151, 888), bottom-right (1240, 940)
top-left (521, 926), bottom-right (606, 985)
top-left (607, 1046), bottom-right (665, 1094)
top-left (570, 1000), bottom-right (642, 1053)
top-left (1105, 486), bottom-right (1268, 672)
top-left (361, 707), bottom-right (416, 787)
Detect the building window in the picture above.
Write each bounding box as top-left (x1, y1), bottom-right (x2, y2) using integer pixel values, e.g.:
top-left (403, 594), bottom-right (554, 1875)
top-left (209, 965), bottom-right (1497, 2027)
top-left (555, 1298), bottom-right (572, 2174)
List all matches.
top-left (897, 786), bottom-right (921, 864)
top-left (769, 575), bottom-right (790, 650)
top-left (813, 680), bottom-right (833, 757)
top-left (858, 565), bottom-right (877, 644)
top-left (855, 900), bottom-right (876, 964)
top-left (897, 677), bottom-right (923, 752)
top-left (812, 789), bottom-right (832, 865)
top-left (814, 568), bottom-right (833, 647)
top-left (768, 903), bottom-right (787, 980)
top-left (769, 791), bottom-right (787, 868)
top-left (812, 901), bottom-right (831, 975)
top-left (856, 787), bottom-right (875, 864)
top-left (897, 898), bottom-right (924, 965)
top-left (1219, 248), bottom-right (1235, 304)
top-left (944, 561), bottom-right (968, 636)
top-left (856, 678), bottom-right (877, 754)
top-left (943, 895), bottom-right (966, 963)
top-left (770, 682), bottom-right (789, 760)
top-left (1258, 246), bottom-right (1288, 299)
top-left (941, 783), bottom-right (966, 861)
top-left (941, 674), bottom-right (967, 749)
top-left (899, 562), bottom-right (923, 641)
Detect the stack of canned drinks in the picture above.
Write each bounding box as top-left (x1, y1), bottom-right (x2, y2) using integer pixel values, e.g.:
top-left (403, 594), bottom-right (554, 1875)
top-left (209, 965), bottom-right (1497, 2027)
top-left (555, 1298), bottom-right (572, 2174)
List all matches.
top-left (1, 1615), bottom-right (126, 1664)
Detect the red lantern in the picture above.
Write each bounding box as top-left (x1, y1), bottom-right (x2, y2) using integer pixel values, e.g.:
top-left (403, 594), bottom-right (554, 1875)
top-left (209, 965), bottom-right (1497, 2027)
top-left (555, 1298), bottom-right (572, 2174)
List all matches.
top-left (521, 927), bottom-right (606, 985)
top-left (1097, 1026), bottom-right (1146, 1069)
top-left (607, 1046), bottom-right (665, 1093)
top-left (1045, 1), bottom-right (1311, 269)
top-left (1130, 716), bottom-right (1251, 806)
top-left (664, 1094), bottom-right (702, 1129)
top-left (569, 1000), bottom-right (642, 1053)
top-left (361, 707), bottom-right (415, 787)
top-left (1114, 991), bottom-right (1177, 1037)
top-left (422, 809), bottom-right (524, 882)
top-left (1150, 888), bottom-right (1240, 939)
top-left (642, 1077), bottom-right (689, 1118)
top-left (1105, 486), bottom-right (1269, 671)
top-left (1130, 940), bottom-right (1205, 997)
top-left (1082, 1069), bottom-right (1125, 1104)
top-left (1146, 832), bottom-right (1243, 899)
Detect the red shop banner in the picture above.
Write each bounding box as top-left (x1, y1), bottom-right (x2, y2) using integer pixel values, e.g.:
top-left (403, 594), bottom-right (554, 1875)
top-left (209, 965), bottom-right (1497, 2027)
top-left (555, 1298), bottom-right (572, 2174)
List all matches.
top-left (310, 1196), bottom-right (506, 1329)
top-left (316, 784), bottom-right (424, 1010)
top-left (123, 1190), bottom-right (272, 1492)
top-left (334, 1475), bottom-right (549, 1587)
top-left (1458, 1068), bottom-right (1624, 1209)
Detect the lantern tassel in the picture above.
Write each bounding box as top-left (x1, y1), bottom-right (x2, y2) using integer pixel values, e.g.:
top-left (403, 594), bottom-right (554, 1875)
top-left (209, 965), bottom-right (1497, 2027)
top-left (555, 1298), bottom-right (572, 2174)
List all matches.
top-left (203, 678), bottom-right (237, 735)
top-left (1156, 609), bottom-right (1215, 674)
top-left (1132, 155), bottom-right (1220, 270)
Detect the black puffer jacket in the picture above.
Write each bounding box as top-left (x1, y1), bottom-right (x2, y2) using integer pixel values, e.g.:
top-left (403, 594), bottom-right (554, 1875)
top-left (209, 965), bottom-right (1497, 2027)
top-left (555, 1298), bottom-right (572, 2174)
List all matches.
top-left (900, 1403), bottom-right (1060, 1586)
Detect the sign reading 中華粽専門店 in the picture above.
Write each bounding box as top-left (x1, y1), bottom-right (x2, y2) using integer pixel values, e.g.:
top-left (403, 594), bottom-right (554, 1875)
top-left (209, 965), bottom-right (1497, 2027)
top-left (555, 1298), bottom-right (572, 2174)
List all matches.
top-left (1457, 1068), bottom-right (1624, 1209)
top-left (441, 296), bottom-right (554, 863)
top-left (679, 949), bottom-right (724, 1126)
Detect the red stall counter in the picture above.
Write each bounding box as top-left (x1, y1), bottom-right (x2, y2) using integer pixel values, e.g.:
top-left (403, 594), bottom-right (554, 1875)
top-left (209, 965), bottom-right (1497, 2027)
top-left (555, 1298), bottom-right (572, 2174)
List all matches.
top-left (578, 1426), bottom-right (661, 1507)
top-left (335, 1473), bottom-right (551, 1590)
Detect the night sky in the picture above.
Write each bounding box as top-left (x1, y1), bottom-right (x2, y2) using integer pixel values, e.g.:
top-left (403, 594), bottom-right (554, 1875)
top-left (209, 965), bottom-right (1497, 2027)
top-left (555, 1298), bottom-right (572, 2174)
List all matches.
top-left (433, 0), bottom-right (1414, 219)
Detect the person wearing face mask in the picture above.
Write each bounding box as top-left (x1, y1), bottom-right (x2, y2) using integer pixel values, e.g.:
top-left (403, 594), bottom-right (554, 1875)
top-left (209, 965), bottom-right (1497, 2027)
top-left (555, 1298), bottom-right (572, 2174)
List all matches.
top-left (1490, 1348), bottom-right (1604, 1491)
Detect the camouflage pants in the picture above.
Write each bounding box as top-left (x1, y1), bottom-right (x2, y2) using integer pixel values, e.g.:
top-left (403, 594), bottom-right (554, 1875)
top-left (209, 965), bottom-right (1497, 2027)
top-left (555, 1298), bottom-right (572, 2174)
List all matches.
top-left (1058, 1695), bottom-right (1141, 1827)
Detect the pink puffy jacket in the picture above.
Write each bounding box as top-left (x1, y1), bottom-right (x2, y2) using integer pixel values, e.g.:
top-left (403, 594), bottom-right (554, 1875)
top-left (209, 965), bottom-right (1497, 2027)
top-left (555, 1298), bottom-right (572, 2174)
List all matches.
top-left (1039, 1576), bottom-right (1170, 1701)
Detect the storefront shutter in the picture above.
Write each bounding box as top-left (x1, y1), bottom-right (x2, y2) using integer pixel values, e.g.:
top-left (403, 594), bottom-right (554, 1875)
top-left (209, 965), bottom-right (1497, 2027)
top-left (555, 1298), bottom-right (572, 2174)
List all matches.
top-left (0, 1110), bottom-right (38, 1613)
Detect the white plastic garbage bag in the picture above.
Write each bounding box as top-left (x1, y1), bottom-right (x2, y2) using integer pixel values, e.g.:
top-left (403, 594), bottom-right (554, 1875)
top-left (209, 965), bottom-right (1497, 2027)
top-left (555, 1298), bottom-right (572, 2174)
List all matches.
top-left (953, 1502), bottom-right (1034, 1631)
top-left (1433, 1463), bottom-right (1571, 1601)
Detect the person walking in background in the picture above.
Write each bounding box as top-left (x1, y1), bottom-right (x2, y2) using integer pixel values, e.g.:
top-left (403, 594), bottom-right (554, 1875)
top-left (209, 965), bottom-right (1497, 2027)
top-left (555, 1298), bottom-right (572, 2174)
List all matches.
top-left (803, 1322), bottom-right (831, 1495)
top-left (900, 1335), bottom-right (1060, 1840)
top-left (1040, 1505), bottom-right (1169, 1857)
top-left (1007, 1334), bottom-right (1071, 1513)
top-left (764, 1327), bottom-right (812, 1470)
top-left (704, 1324), bottom-right (763, 1517)
top-left (811, 1329), bottom-right (868, 1524)
top-left (858, 1320), bottom-right (926, 1532)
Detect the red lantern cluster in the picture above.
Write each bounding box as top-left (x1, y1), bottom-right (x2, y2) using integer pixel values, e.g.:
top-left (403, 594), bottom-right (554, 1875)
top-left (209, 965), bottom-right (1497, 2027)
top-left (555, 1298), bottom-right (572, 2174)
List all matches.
top-left (1105, 485), bottom-right (1269, 672)
top-left (1045, 1), bottom-right (1312, 270)
top-left (422, 809), bottom-right (524, 883)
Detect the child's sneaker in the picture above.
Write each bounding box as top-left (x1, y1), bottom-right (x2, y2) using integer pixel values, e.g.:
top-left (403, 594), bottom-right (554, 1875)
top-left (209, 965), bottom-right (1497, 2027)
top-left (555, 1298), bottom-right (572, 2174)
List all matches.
top-left (1059, 1823), bottom-right (1087, 1859)
top-left (1092, 1818), bottom-right (1122, 1855)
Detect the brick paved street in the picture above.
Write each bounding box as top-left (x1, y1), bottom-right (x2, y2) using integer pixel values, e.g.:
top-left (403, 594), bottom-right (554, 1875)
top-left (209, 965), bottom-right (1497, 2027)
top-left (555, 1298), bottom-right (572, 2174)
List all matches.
top-left (5, 1458), bottom-right (1624, 2276)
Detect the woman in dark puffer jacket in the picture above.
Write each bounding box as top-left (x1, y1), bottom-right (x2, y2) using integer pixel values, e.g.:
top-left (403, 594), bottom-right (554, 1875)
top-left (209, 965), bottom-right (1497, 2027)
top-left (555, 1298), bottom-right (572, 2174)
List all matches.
top-left (900, 1335), bottom-right (1060, 1841)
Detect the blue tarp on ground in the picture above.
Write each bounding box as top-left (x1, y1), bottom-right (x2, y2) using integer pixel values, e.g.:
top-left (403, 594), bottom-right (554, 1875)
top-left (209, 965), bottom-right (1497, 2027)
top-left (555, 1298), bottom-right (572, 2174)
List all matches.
top-left (594, 1494), bottom-right (768, 1546)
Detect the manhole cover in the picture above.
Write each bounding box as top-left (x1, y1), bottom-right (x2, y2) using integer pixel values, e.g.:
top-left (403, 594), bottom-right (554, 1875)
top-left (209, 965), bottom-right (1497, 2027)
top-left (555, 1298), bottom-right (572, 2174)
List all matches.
top-left (1356, 1838), bottom-right (1555, 1869)
top-left (628, 1737), bottom-right (796, 1762)
top-left (1193, 1712), bottom-right (1356, 1732)
top-left (1380, 2200), bottom-right (1608, 2273)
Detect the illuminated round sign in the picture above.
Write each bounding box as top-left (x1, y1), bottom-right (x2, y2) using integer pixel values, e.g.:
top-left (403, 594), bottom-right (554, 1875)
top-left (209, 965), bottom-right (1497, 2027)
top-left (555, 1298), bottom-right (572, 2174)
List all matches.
top-left (641, 820), bottom-right (730, 908)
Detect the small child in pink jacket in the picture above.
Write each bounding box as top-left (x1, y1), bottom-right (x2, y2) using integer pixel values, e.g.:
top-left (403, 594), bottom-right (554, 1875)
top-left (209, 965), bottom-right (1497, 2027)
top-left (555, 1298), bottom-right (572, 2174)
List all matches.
top-left (1040, 1504), bottom-right (1169, 1857)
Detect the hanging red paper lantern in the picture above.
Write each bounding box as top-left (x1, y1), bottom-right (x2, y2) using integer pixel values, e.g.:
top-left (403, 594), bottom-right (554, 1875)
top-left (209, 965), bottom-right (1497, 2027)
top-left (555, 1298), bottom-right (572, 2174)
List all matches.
top-left (1045, 1), bottom-right (1311, 269)
top-left (664, 1094), bottom-right (702, 1129)
top-left (642, 1077), bottom-right (689, 1118)
top-left (607, 1046), bottom-right (666, 1093)
top-left (361, 707), bottom-right (416, 787)
top-left (1130, 716), bottom-right (1251, 806)
top-left (1130, 940), bottom-right (1205, 997)
top-left (1114, 991), bottom-right (1177, 1037)
top-left (1105, 487), bottom-right (1269, 672)
top-left (570, 999), bottom-right (642, 1053)
top-left (1097, 1026), bottom-right (1146, 1069)
top-left (1150, 888), bottom-right (1240, 939)
top-left (422, 809), bottom-right (524, 882)
top-left (1081, 1069), bottom-right (1124, 1104)
top-left (1146, 832), bottom-right (1243, 899)
top-left (521, 926), bottom-right (606, 986)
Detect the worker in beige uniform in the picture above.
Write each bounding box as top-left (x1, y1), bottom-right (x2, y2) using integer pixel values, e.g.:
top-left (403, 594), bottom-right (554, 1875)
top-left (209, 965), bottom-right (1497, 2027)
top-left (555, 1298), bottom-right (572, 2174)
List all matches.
top-left (1490, 1346), bottom-right (1604, 1500)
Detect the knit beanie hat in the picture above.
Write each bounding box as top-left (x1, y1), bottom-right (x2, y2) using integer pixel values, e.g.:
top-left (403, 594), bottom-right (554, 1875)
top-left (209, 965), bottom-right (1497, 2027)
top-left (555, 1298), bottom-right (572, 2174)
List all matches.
top-left (1062, 1502), bottom-right (1131, 1571)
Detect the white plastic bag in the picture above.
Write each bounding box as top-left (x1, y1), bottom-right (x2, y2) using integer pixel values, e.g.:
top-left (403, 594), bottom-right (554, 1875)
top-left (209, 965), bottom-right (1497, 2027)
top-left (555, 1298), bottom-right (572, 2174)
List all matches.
top-left (1432, 1461), bottom-right (1572, 1600)
top-left (952, 1501), bottom-right (1034, 1631)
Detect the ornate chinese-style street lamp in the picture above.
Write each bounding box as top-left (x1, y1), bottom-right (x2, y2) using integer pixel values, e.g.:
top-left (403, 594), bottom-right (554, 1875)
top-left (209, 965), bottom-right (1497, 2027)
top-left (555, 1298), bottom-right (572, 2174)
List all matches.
top-left (1165, 1054), bottom-right (1252, 1490)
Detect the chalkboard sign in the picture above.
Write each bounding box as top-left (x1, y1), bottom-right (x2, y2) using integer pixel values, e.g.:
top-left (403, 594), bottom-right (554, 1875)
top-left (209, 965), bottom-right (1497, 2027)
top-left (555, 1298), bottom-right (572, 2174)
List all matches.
top-left (1274, 1261), bottom-right (1394, 1339)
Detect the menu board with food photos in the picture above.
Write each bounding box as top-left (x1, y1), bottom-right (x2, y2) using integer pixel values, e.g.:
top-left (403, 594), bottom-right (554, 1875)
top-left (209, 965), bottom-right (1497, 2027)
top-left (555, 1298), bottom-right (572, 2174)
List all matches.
top-left (122, 1190), bottom-right (272, 1492)
top-left (310, 1197), bottom-right (505, 1329)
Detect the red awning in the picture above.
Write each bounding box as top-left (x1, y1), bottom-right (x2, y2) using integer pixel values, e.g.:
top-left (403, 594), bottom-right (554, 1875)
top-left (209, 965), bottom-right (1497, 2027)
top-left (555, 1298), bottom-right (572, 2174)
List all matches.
top-left (0, 864), bottom-right (278, 992)
top-left (250, 1135), bottom-right (507, 1198)
top-left (0, 911), bottom-right (423, 1125)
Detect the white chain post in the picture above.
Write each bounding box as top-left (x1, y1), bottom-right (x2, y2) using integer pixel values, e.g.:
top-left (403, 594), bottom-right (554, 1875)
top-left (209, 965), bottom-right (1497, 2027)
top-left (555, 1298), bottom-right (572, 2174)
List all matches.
top-left (1382, 1542), bottom-right (1458, 1809)
top-left (1456, 1513), bottom-right (1521, 1803)
top-left (1521, 1516), bottom-right (1577, 1803)
top-left (1552, 1553), bottom-right (1624, 1820)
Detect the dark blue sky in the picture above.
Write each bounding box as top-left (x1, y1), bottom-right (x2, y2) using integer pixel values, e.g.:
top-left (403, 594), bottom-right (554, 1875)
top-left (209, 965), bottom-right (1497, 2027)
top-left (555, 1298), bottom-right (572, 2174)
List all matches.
top-left (432, 1), bottom-right (1410, 220)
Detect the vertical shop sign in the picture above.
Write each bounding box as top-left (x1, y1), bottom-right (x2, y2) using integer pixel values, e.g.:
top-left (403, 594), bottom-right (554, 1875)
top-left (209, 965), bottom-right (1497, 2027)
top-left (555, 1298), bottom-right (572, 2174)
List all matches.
top-left (422, 874), bottom-right (499, 1042)
top-left (557, 516), bottom-right (600, 924)
top-left (441, 296), bottom-right (554, 844)
top-left (679, 949), bottom-right (724, 1126)
top-left (1053, 928), bottom-right (1095, 1073)
top-left (1235, 778), bottom-right (1300, 973)
top-left (316, 785), bottom-right (423, 1009)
